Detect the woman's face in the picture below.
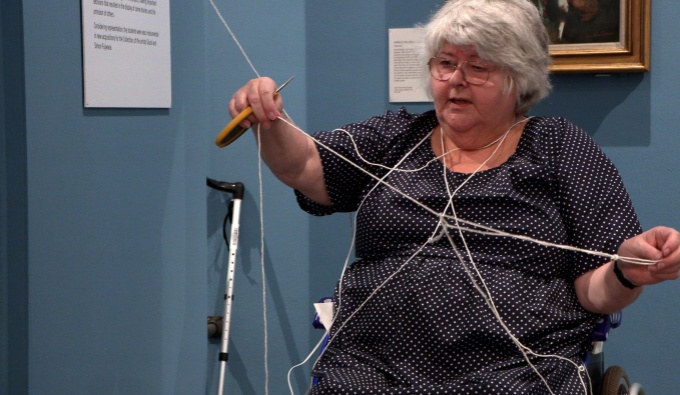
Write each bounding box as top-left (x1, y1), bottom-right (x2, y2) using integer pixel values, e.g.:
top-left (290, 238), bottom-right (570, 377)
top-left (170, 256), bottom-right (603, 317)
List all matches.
top-left (431, 44), bottom-right (517, 136)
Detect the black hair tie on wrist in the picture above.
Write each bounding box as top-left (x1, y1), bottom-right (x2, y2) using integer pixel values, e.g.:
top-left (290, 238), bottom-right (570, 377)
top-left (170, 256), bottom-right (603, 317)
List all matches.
top-left (614, 261), bottom-right (639, 289)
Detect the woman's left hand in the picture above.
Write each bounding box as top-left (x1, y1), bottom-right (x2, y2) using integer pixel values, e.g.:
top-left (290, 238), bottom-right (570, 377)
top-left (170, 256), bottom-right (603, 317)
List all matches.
top-left (616, 226), bottom-right (680, 287)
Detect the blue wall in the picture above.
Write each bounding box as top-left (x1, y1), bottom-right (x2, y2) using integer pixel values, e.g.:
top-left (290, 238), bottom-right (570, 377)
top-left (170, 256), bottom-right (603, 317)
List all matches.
top-left (18, 0), bottom-right (211, 393)
top-left (1, 0), bottom-right (29, 392)
top-left (2, 1), bottom-right (679, 394)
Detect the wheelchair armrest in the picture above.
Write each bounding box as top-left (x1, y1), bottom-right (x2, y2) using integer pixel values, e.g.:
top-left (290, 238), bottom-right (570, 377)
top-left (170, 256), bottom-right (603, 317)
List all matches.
top-left (590, 311), bottom-right (623, 342)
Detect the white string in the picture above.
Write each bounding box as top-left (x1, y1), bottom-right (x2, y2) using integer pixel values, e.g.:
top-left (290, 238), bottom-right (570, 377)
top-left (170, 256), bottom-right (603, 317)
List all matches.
top-left (208, 0), bottom-right (261, 77)
top-left (275, 117), bottom-right (658, 267)
top-left (274, 116), bottom-right (655, 394)
top-left (320, 119), bottom-right (526, 356)
top-left (438, 222), bottom-right (656, 265)
top-left (287, 333), bottom-right (327, 395)
top-left (209, 3), bottom-right (656, 393)
top-left (304, 120), bottom-right (437, 378)
top-left (302, 117), bottom-right (549, 389)
top-left (256, 126), bottom-right (270, 395)
top-left (334, 126), bottom-right (509, 174)
top-left (438, 118), bottom-right (587, 394)
top-left (207, 2), bottom-right (271, 391)
top-left (208, 0), bottom-right (297, 124)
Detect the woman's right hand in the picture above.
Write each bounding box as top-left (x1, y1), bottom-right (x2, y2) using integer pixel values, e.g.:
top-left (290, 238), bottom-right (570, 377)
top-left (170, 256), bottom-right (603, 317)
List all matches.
top-left (228, 77), bottom-right (283, 130)
top-left (226, 76), bottom-right (330, 205)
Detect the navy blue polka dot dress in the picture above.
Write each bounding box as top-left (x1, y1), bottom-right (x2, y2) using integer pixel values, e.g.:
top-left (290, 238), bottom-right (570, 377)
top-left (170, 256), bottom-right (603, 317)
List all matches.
top-left (296, 108), bottom-right (642, 394)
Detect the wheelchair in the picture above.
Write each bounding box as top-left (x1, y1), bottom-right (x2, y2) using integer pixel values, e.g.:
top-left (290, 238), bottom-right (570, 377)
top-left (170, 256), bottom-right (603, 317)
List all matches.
top-left (312, 299), bottom-right (645, 395)
top-left (586, 312), bottom-right (645, 395)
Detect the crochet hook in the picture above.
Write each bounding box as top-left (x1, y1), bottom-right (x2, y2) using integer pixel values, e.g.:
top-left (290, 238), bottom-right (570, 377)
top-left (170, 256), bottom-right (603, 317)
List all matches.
top-left (215, 75), bottom-right (295, 148)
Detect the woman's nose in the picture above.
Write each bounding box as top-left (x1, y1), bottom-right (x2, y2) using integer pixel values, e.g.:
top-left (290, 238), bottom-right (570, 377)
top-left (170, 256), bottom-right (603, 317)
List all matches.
top-left (448, 67), bottom-right (467, 86)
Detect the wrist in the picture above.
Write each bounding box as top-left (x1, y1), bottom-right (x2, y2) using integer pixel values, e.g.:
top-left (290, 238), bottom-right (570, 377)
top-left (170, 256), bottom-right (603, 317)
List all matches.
top-left (613, 261), bottom-right (639, 289)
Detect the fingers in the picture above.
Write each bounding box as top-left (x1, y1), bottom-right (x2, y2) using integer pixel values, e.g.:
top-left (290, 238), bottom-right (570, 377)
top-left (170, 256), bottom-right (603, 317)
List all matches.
top-left (617, 232), bottom-right (663, 263)
top-left (653, 226), bottom-right (680, 258)
top-left (616, 227), bottom-right (680, 286)
top-left (651, 227), bottom-right (680, 277)
top-left (229, 77), bottom-right (282, 130)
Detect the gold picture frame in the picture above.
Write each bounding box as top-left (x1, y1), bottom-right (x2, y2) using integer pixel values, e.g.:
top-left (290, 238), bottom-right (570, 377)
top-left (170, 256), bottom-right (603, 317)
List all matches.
top-left (540, 0), bottom-right (650, 73)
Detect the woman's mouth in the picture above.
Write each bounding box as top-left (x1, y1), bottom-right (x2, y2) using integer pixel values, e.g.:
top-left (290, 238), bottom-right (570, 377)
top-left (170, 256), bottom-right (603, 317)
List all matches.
top-left (450, 98), bottom-right (471, 105)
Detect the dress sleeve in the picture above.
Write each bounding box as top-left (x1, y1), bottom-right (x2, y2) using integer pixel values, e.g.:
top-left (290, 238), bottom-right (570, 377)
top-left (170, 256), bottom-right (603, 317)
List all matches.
top-left (550, 118), bottom-right (642, 280)
top-left (295, 108), bottom-right (424, 216)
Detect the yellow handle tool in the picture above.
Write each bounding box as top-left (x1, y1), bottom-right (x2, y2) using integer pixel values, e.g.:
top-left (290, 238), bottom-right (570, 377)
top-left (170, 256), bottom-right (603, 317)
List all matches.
top-left (215, 76), bottom-right (295, 148)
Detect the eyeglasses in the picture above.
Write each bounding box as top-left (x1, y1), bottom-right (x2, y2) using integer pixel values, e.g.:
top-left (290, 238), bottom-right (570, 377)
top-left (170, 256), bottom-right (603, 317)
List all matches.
top-left (428, 57), bottom-right (497, 85)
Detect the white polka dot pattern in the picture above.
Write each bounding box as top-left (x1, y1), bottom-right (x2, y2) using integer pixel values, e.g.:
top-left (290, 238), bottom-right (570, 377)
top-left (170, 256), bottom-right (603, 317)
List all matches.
top-left (296, 109), bottom-right (642, 394)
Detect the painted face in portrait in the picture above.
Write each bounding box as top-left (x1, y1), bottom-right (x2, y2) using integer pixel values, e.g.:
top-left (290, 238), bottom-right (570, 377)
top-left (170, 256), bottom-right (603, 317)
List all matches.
top-left (568, 0), bottom-right (600, 22)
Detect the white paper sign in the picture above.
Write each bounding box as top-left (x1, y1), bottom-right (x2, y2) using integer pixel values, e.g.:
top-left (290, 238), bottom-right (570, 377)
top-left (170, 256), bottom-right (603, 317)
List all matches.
top-left (388, 28), bottom-right (430, 103)
top-left (313, 301), bottom-right (335, 334)
top-left (81, 0), bottom-right (171, 108)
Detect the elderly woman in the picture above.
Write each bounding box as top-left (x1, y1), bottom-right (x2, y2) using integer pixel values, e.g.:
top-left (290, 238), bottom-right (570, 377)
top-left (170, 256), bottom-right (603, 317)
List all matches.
top-left (228, 0), bottom-right (680, 393)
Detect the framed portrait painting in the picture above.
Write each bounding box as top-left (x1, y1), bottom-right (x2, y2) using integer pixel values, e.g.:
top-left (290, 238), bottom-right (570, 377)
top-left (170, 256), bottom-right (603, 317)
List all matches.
top-left (532, 0), bottom-right (650, 73)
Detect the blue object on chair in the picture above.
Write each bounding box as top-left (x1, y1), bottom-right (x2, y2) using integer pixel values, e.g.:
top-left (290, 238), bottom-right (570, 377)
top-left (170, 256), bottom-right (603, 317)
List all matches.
top-left (311, 297), bottom-right (335, 388)
top-left (590, 311), bottom-right (622, 342)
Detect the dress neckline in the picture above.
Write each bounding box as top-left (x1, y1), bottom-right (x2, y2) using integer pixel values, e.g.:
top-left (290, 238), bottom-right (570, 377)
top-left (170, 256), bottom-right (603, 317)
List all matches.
top-left (430, 116), bottom-right (535, 176)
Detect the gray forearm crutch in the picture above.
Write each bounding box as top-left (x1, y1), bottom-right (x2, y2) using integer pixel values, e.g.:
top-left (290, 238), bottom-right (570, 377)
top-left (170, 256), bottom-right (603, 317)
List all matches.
top-left (207, 178), bottom-right (245, 395)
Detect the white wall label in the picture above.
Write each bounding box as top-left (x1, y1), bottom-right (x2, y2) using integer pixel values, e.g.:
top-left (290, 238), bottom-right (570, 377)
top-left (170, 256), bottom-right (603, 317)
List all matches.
top-left (388, 28), bottom-right (430, 103)
top-left (81, 0), bottom-right (171, 108)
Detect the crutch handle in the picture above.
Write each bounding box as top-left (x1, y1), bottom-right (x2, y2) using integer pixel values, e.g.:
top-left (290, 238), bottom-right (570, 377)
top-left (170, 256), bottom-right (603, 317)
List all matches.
top-left (207, 177), bottom-right (245, 199)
